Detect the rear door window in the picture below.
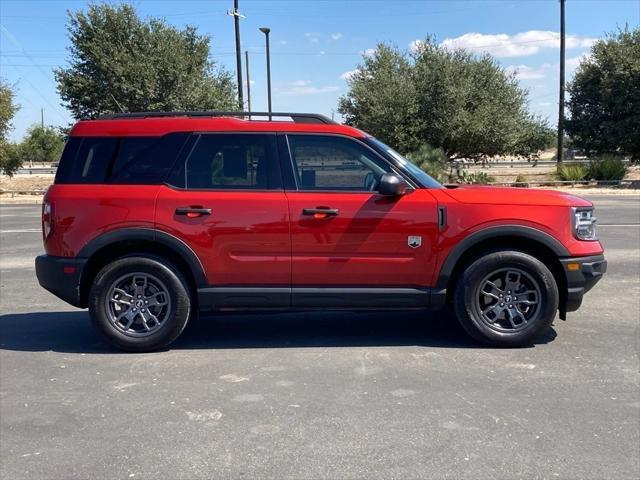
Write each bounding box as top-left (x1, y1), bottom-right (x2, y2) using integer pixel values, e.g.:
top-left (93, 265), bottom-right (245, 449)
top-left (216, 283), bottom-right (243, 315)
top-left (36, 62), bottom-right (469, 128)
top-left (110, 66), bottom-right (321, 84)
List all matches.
top-left (107, 133), bottom-right (188, 184)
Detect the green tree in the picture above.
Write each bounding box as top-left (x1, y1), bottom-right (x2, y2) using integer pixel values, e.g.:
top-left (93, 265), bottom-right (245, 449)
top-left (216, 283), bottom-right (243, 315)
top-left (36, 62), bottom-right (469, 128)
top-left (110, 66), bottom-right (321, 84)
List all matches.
top-left (1, 143), bottom-right (23, 177)
top-left (338, 39), bottom-right (553, 162)
top-left (55, 3), bottom-right (236, 119)
top-left (19, 125), bottom-right (66, 166)
top-left (0, 79), bottom-right (20, 175)
top-left (566, 27), bottom-right (640, 161)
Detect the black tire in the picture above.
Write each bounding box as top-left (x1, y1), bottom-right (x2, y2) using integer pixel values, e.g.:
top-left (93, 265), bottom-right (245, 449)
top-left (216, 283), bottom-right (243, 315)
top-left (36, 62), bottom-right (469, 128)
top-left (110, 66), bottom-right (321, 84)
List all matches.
top-left (88, 256), bottom-right (192, 352)
top-left (453, 250), bottom-right (558, 347)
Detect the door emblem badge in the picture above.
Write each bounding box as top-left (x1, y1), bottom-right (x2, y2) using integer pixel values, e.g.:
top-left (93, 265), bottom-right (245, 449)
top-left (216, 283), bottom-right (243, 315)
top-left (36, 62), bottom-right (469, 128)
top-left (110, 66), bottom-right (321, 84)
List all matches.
top-left (408, 236), bottom-right (422, 249)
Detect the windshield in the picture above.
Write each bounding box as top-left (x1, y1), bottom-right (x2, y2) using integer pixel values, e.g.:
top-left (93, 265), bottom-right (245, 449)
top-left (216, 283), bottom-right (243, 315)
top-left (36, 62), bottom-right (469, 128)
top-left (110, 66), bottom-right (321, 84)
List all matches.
top-left (365, 138), bottom-right (443, 189)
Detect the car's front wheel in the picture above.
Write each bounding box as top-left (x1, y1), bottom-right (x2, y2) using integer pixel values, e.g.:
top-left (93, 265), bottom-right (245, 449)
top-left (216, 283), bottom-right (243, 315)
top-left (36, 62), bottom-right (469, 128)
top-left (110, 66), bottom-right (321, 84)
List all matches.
top-left (453, 250), bottom-right (559, 347)
top-left (88, 256), bottom-right (192, 352)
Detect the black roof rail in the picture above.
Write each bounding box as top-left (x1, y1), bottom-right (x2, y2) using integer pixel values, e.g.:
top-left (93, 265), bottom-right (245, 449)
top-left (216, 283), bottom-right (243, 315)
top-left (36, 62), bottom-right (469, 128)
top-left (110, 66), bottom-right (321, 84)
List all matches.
top-left (96, 111), bottom-right (337, 125)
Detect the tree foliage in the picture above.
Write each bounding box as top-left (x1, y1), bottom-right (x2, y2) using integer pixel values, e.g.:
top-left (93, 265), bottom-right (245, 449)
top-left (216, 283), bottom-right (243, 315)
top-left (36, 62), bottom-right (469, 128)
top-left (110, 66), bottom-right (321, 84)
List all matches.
top-left (338, 39), bottom-right (553, 161)
top-left (20, 125), bottom-right (66, 164)
top-left (566, 28), bottom-right (640, 161)
top-left (0, 80), bottom-right (20, 176)
top-left (55, 3), bottom-right (236, 119)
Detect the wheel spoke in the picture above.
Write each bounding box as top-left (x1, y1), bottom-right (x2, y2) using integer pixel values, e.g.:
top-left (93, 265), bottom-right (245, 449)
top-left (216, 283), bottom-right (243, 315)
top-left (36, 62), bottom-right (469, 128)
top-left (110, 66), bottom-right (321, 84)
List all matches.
top-left (115, 309), bottom-right (135, 330)
top-left (505, 308), bottom-right (519, 328)
top-left (139, 312), bottom-right (151, 331)
top-left (146, 310), bottom-right (161, 328)
top-left (146, 292), bottom-right (168, 307)
top-left (504, 271), bottom-right (522, 293)
top-left (114, 288), bottom-right (134, 301)
top-left (132, 275), bottom-right (148, 297)
top-left (516, 290), bottom-right (539, 306)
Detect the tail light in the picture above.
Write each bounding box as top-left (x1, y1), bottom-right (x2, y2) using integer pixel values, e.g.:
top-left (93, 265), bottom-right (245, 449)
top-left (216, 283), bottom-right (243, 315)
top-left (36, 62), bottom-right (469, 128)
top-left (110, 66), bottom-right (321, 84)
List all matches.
top-left (42, 201), bottom-right (54, 241)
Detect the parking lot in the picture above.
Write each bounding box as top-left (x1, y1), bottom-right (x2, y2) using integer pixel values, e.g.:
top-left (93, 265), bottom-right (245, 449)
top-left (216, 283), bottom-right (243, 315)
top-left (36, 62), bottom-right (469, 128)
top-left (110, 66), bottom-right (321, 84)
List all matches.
top-left (1, 195), bottom-right (638, 479)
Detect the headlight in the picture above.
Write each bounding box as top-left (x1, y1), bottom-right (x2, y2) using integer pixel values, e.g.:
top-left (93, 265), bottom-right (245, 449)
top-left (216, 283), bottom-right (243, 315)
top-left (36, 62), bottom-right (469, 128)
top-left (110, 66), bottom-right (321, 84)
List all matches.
top-left (572, 207), bottom-right (597, 241)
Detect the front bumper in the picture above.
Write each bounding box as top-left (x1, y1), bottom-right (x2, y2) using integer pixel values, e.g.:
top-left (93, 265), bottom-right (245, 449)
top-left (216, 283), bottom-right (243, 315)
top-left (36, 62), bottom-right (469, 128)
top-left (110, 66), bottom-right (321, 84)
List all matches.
top-left (35, 255), bottom-right (87, 308)
top-left (560, 254), bottom-right (607, 315)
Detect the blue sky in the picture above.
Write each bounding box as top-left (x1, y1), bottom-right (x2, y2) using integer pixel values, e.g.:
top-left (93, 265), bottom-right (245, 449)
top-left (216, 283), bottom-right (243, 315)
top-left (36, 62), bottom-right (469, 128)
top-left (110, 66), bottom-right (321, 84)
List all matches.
top-left (1, 0), bottom-right (639, 141)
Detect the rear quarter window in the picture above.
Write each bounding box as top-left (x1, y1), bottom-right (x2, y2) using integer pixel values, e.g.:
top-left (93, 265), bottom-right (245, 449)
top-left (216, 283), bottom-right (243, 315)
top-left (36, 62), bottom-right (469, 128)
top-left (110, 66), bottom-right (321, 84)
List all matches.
top-left (55, 137), bottom-right (117, 184)
top-left (54, 134), bottom-right (188, 185)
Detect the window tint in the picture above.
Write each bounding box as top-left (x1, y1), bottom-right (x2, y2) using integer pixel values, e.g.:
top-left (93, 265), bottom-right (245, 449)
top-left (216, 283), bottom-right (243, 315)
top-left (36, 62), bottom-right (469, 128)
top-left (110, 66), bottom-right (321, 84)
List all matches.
top-left (55, 134), bottom-right (188, 185)
top-left (108, 134), bottom-right (188, 184)
top-left (182, 134), bottom-right (279, 190)
top-left (55, 137), bottom-right (118, 184)
top-left (287, 135), bottom-right (390, 191)
top-left (54, 137), bottom-right (82, 184)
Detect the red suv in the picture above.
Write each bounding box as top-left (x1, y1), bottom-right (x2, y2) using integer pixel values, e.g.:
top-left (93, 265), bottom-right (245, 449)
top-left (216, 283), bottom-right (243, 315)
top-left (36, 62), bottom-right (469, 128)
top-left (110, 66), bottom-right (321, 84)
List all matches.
top-left (36, 112), bottom-right (606, 352)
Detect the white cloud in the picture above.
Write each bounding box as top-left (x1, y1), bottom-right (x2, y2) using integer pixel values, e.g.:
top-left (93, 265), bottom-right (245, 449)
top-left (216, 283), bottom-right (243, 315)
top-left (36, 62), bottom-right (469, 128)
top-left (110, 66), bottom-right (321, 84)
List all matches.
top-left (340, 69), bottom-right (359, 81)
top-left (361, 48), bottom-right (375, 58)
top-left (439, 30), bottom-right (597, 58)
top-left (278, 81), bottom-right (340, 96)
top-left (505, 63), bottom-right (552, 80)
top-left (331, 32), bottom-right (343, 41)
top-left (409, 39), bottom-right (424, 53)
top-left (319, 50), bottom-right (326, 55)
top-left (566, 53), bottom-right (591, 71)
top-left (279, 40), bottom-right (288, 45)
top-left (305, 32), bottom-right (321, 44)
top-left (506, 54), bottom-right (590, 82)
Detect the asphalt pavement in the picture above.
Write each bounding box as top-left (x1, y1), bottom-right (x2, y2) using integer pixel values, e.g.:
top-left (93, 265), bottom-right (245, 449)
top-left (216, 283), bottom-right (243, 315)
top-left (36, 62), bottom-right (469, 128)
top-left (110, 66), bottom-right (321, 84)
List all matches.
top-left (1, 195), bottom-right (639, 479)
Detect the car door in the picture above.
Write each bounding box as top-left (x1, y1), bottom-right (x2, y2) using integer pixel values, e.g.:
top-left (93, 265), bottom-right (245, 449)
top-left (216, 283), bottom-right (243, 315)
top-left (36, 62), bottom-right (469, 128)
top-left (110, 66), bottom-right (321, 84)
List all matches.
top-left (282, 133), bottom-right (440, 308)
top-left (155, 132), bottom-right (291, 309)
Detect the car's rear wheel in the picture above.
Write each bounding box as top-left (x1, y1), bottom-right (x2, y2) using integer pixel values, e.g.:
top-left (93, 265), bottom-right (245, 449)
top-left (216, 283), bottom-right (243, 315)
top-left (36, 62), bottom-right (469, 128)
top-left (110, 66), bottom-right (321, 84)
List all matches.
top-left (88, 256), bottom-right (191, 352)
top-left (453, 250), bottom-right (558, 347)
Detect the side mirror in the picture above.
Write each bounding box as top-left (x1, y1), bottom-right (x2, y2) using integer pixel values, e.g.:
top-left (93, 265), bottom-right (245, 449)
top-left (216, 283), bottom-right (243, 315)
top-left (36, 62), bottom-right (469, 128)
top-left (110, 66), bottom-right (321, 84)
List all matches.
top-left (378, 173), bottom-right (409, 196)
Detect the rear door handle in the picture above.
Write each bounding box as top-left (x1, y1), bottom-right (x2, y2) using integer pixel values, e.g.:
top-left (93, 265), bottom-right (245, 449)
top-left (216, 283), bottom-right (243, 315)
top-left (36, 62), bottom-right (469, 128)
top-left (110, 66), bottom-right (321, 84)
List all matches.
top-left (175, 207), bottom-right (212, 217)
top-left (302, 208), bottom-right (339, 217)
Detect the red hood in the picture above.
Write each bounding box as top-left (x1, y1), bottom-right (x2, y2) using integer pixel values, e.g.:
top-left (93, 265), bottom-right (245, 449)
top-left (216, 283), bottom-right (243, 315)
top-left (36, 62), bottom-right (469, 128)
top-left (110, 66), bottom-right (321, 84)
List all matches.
top-left (441, 185), bottom-right (593, 207)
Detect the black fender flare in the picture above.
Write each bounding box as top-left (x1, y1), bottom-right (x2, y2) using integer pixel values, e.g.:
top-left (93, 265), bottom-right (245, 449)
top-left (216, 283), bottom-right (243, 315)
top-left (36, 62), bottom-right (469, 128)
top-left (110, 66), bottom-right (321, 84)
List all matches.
top-left (77, 228), bottom-right (208, 286)
top-left (435, 225), bottom-right (569, 291)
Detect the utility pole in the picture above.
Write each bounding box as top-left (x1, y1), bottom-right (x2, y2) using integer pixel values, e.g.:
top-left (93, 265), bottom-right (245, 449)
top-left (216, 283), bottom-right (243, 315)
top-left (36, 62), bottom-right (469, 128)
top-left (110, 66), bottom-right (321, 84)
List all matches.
top-left (557, 0), bottom-right (566, 164)
top-left (228, 0), bottom-right (244, 111)
top-left (245, 50), bottom-right (252, 114)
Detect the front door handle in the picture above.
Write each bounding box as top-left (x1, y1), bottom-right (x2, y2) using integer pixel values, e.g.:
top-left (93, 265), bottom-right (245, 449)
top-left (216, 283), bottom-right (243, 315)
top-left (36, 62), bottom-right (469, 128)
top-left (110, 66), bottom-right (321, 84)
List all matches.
top-left (302, 208), bottom-right (339, 218)
top-left (175, 206), bottom-right (212, 218)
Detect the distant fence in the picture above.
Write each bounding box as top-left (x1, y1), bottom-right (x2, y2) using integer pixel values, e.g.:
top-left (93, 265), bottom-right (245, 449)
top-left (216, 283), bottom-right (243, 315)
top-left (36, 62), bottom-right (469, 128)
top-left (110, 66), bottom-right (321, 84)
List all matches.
top-left (16, 167), bottom-right (57, 175)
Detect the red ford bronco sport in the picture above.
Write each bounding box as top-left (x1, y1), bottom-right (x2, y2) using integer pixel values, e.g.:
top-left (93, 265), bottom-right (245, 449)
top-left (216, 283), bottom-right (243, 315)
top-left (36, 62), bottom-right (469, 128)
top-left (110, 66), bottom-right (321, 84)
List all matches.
top-left (36, 112), bottom-right (606, 352)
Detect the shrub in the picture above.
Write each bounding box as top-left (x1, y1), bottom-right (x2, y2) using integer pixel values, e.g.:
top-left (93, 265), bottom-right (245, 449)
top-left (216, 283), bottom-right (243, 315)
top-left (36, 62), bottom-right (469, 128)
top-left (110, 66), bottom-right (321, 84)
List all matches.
top-left (456, 170), bottom-right (494, 184)
top-left (513, 173), bottom-right (529, 187)
top-left (587, 156), bottom-right (628, 181)
top-left (0, 142), bottom-right (22, 177)
top-left (556, 163), bottom-right (588, 181)
top-left (406, 144), bottom-right (450, 183)
top-left (514, 173), bottom-right (528, 183)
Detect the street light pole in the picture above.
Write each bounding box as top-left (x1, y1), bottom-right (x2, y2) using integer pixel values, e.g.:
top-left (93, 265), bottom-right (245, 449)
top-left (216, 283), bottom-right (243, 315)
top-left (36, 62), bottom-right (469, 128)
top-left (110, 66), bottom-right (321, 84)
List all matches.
top-left (259, 27), bottom-right (272, 118)
top-left (230, 0), bottom-right (244, 111)
top-left (557, 0), bottom-right (566, 163)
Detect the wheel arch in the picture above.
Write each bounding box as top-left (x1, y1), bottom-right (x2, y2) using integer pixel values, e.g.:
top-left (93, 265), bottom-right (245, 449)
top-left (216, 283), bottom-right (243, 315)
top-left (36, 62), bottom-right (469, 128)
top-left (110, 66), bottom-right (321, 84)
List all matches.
top-left (436, 226), bottom-right (568, 309)
top-left (78, 228), bottom-right (207, 307)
